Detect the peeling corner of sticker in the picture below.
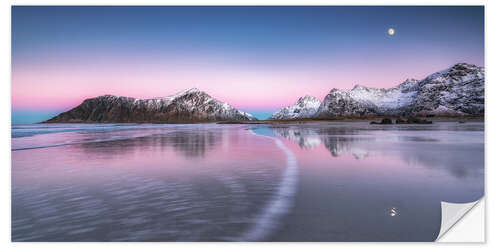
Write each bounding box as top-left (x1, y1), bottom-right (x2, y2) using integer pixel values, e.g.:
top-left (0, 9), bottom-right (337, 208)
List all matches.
top-left (435, 198), bottom-right (483, 241)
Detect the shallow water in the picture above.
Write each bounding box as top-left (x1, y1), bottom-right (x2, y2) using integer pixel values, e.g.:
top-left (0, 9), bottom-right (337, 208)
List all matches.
top-left (11, 121), bottom-right (484, 241)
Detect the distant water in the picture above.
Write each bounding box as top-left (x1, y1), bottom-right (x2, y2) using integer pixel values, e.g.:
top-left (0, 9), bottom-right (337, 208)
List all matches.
top-left (11, 122), bottom-right (484, 241)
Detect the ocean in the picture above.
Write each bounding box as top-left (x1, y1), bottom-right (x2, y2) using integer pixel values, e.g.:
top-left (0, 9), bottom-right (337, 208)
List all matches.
top-left (11, 121), bottom-right (484, 241)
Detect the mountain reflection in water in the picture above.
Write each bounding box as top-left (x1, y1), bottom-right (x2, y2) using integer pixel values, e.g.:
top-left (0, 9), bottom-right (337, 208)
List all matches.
top-left (267, 123), bottom-right (484, 179)
top-left (11, 122), bottom-right (484, 241)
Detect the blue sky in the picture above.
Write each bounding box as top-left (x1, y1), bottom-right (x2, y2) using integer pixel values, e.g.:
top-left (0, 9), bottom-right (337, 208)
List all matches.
top-left (12, 6), bottom-right (484, 123)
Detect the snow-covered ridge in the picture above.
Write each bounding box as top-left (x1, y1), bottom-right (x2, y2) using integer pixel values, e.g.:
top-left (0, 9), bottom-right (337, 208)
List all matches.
top-left (348, 80), bottom-right (419, 110)
top-left (405, 63), bottom-right (484, 116)
top-left (274, 63), bottom-right (484, 119)
top-left (45, 88), bottom-right (256, 123)
top-left (270, 96), bottom-right (321, 120)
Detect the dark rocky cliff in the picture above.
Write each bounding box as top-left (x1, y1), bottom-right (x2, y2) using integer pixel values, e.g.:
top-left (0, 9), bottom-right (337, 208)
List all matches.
top-left (44, 88), bottom-right (256, 123)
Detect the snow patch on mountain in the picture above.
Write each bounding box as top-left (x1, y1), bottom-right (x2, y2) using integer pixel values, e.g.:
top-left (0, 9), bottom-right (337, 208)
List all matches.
top-left (269, 96), bottom-right (321, 120)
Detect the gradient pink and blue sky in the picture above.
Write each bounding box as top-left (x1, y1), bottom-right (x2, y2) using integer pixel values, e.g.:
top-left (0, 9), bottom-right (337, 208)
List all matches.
top-left (12, 6), bottom-right (484, 123)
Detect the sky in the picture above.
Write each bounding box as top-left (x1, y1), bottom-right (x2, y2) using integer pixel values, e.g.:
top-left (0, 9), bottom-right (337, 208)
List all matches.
top-left (11, 6), bottom-right (484, 123)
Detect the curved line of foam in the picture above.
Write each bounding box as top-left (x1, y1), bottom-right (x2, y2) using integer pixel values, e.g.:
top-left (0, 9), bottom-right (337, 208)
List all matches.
top-left (231, 130), bottom-right (299, 241)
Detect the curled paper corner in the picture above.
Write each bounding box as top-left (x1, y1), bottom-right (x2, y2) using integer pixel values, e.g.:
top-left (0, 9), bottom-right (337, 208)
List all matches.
top-left (436, 198), bottom-right (483, 241)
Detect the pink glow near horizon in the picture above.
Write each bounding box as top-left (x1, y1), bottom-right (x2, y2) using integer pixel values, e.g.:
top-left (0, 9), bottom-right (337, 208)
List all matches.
top-left (11, 56), bottom-right (482, 112)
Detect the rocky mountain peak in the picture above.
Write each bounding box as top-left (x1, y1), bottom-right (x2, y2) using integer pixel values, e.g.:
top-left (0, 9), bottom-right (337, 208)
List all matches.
top-left (329, 88), bottom-right (341, 93)
top-left (269, 95), bottom-right (321, 120)
top-left (176, 87), bottom-right (203, 95)
top-left (352, 84), bottom-right (368, 91)
top-left (395, 78), bottom-right (420, 92)
top-left (452, 62), bottom-right (480, 70)
top-left (297, 95), bottom-right (320, 103)
top-left (406, 63), bottom-right (484, 116)
top-left (424, 63), bottom-right (484, 83)
top-left (44, 88), bottom-right (256, 123)
top-left (400, 78), bottom-right (419, 85)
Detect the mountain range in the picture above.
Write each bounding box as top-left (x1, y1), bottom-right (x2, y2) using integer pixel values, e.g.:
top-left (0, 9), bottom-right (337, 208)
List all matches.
top-left (44, 63), bottom-right (484, 123)
top-left (271, 63), bottom-right (484, 119)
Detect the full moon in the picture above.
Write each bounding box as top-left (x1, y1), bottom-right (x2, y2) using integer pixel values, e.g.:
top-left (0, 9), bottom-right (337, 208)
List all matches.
top-left (388, 28), bottom-right (395, 36)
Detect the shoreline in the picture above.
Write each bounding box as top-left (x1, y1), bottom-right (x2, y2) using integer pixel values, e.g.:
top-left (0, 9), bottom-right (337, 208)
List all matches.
top-left (217, 116), bottom-right (484, 124)
top-left (31, 116), bottom-right (485, 126)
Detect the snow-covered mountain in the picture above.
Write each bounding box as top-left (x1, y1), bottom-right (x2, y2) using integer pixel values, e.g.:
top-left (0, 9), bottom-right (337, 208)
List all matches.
top-left (315, 78), bottom-right (421, 118)
top-left (275, 63), bottom-right (484, 119)
top-left (44, 88), bottom-right (256, 123)
top-left (402, 63), bottom-right (484, 116)
top-left (269, 96), bottom-right (321, 119)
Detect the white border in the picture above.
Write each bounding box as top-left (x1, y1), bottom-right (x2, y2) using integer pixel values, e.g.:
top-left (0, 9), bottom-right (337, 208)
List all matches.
top-left (3, 0), bottom-right (496, 249)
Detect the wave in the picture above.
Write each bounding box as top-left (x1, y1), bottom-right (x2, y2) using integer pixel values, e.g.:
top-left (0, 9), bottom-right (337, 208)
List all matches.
top-left (11, 123), bottom-right (215, 138)
top-left (230, 129), bottom-right (299, 241)
top-left (11, 132), bottom-right (164, 151)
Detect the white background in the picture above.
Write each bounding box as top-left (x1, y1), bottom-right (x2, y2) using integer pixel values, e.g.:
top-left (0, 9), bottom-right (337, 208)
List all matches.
top-left (1, 0), bottom-right (497, 249)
